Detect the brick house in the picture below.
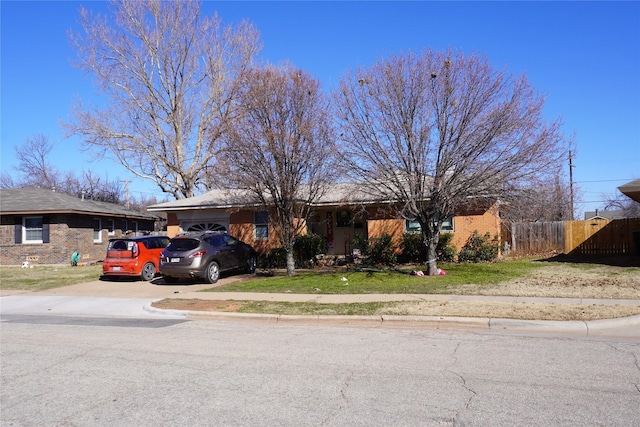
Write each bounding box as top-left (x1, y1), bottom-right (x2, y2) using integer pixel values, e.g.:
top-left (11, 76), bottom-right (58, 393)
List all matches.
top-left (0, 187), bottom-right (158, 266)
top-left (147, 183), bottom-right (502, 257)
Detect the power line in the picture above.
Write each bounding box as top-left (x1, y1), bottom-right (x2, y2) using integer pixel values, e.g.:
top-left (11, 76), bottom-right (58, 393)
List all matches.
top-left (574, 178), bottom-right (636, 184)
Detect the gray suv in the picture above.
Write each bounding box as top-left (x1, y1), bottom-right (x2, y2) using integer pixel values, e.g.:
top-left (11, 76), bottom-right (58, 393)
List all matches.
top-left (160, 232), bottom-right (257, 283)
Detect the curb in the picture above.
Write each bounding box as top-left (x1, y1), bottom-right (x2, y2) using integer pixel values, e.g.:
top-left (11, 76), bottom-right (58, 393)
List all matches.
top-left (143, 302), bottom-right (640, 338)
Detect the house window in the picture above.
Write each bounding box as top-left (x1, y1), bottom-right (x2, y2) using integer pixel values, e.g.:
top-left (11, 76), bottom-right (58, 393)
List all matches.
top-left (440, 217), bottom-right (454, 231)
top-left (131, 221), bottom-right (138, 236)
top-left (24, 216), bottom-right (43, 243)
top-left (336, 210), bottom-right (351, 227)
top-left (93, 218), bottom-right (102, 243)
top-left (186, 223), bottom-right (226, 232)
top-left (405, 219), bottom-right (422, 233)
top-left (254, 211), bottom-right (269, 239)
top-left (108, 219), bottom-right (116, 236)
top-left (404, 217), bottom-right (454, 233)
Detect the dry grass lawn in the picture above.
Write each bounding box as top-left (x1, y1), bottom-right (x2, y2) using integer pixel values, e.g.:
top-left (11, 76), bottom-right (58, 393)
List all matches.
top-left (154, 264), bottom-right (640, 321)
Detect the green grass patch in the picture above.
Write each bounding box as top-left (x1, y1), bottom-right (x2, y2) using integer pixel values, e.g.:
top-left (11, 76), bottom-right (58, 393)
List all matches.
top-left (236, 301), bottom-right (391, 315)
top-left (207, 260), bottom-right (547, 294)
top-left (0, 265), bottom-right (102, 291)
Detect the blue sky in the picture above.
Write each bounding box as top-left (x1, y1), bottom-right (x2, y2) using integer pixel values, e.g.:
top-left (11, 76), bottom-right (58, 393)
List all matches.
top-left (2, 1), bottom-right (639, 217)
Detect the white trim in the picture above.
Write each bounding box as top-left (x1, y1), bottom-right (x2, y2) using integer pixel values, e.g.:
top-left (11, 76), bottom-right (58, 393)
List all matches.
top-left (93, 218), bottom-right (102, 243)
top-left (23, 216), bottom-right (43, 244)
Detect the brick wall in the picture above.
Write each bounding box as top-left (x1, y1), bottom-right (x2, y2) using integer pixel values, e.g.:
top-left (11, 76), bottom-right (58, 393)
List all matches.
top-left (366, 202), bottom-right (501, 252)
top-left (0, 213), bottom-right (155, 266)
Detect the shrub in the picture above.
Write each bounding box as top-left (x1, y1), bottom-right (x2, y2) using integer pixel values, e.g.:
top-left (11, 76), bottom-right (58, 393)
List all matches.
top-left (458, 231), bottom-right (498, 263)
top-left (294, 233), bottom-right (327, 267)
top-left (399, 233), bottom-right (425, 263)
top-left (399, 232), bottom-right (457, 263)
top-left (436, 233), bottom-right (457, 263)
top-left (259, 247), bottom-right (287, 269)
top-left (366, 233), bottom-right (397, 265)
top-left (351, 232), bottom-right (368, 253)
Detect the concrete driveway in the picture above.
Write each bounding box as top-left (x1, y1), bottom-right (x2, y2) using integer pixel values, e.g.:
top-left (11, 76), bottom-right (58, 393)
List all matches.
top-left (0, 275), bottom-right (245, 299)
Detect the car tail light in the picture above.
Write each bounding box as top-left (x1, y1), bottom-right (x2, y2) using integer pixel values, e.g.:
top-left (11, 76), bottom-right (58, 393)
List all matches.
top-left (189, 250), bottom-right (206, 258)
top-left (132, 243), bottom-right (139, 257)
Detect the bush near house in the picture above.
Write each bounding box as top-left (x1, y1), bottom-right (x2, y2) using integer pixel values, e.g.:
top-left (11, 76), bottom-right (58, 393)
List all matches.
top-left (366, 233), bottom-right (398, 265)
top-left (399, 232), bottom-right (457, 264)
top-left (260, 229), bottom-right (496, 270)
top-left (458, 231), bottom-right (499, 263)
top-left (258, 233), bottom-right (329, 269)
top-left (294, 233), bottom-right (328, 267)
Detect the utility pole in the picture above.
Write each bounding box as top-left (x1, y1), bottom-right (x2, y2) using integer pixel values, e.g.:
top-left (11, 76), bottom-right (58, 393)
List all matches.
top-left (568, 151), bottom-right (574, 220)
top-left (121, 180), bottom-right (130, 209)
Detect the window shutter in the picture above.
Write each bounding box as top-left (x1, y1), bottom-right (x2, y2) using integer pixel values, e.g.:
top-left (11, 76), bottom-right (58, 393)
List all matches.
top-left (14, 217), bottom-right (22, 244)
top-left (42, 216), bottom-right (50, 243)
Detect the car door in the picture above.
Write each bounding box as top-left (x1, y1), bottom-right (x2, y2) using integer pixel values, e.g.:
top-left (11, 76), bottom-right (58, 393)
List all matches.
top-left (205, 234), bottom-right (235, 271)
top-left (145, 237), bottom-right (170, 267)
top-left (223, 235), bottom-right (243, 270)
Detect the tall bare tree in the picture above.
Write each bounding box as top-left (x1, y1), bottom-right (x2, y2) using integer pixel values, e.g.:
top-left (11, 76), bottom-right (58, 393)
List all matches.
top-left (218, 65), bottom-right (336, 276)
top-left (6, 133), bottom-right (125, 204)
top-left (334, 50), bottom-right (568, 274)
top-left (501, 174), bottom-right (574, 223)
top-left (66, 0), bottom-right (261, 199)
top-left (13, 133), bottom-right (60, 190)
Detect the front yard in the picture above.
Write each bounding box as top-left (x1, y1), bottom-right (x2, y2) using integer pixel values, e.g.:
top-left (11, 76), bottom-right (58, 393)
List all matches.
top-left (2, 259), bottom-right (639, 321)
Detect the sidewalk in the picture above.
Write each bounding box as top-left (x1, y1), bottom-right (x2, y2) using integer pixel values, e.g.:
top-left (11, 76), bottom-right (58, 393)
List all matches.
top-left (2, 277), bottom-right (639, 339)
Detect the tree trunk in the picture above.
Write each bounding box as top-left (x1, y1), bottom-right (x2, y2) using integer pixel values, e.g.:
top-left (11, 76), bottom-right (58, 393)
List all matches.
top-left (423, 227), bottom-right (440, 276)
top-left (285, 250), bottom-right (296, 277)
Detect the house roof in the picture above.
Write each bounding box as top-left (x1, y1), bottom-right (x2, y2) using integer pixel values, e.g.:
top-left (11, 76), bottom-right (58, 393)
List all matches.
top-left (147, 183), bottom-right (391, 212)
top-left (0, 187), bottom-right (156, 219)
top-left (583, 210), bottom-right (628, 220)
top-left (618, 179), bottom-right (640, 203)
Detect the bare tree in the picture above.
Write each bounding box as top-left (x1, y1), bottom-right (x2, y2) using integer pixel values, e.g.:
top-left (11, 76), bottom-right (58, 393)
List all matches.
top-left (218, 65), bottom-right (336, 276)
top-left (334, 50), bottom-right (568, 275)
top-left (66, 0), bottom-right (261, 199)
top-left (605, 189), bottom-right (640, 218)
top-left (0, 173), bottom-right (16, 189)
top-left (13, 133), bottom-right (60, 190)
top-left (501, 174), bottom-right (574, 223)
top-left (7, 133), bottom-right (125, 204)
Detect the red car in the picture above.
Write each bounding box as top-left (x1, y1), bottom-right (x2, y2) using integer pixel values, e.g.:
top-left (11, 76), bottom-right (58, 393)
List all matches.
top-left (102, 235), bottom-right (170, 281)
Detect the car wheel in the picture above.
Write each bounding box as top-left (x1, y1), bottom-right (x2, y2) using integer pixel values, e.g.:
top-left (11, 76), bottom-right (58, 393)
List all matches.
top-left (140, 262), bottom-right (156, 281)
top-left (163, 276), bottom-right (179, 284)
top-left (246, 256), bottom-right (256, 274)
top-left (205, 261), bottom-right (220, 284)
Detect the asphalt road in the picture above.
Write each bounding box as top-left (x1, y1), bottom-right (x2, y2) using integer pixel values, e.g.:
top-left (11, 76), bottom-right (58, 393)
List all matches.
top-left (1, 314), bottom-right (639, 426)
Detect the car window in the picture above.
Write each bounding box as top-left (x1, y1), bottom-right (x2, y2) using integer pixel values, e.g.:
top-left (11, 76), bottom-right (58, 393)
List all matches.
top-left (146, 238), bottom-right (166, 249)
top-left (166, 238), bottom-right (200, 251)
top-left (225, 236), bottom-right (238, 245)
top-left (208, 235), bottom-right (225, 247)
top-left (110, 240), bottom-right (128, 250)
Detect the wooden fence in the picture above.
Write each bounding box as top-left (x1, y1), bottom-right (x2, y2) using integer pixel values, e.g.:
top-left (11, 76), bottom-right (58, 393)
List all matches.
top-left (508, 221), bottom-right (564, 254)
top-left (507, 218), bottom-right (640, 256)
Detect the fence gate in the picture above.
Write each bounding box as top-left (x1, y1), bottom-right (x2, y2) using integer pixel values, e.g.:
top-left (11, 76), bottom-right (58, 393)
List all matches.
top-left (510, 221), bottom-right (564, 255)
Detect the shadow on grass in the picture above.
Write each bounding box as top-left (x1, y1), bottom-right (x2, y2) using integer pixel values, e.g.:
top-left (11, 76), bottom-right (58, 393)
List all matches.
top-left (538, 253), bottom-right (640, 267)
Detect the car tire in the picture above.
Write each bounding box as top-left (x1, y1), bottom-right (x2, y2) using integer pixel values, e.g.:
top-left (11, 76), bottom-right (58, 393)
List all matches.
top-left (205, 261), bottom-right (220, 284)
top-left (140, 262), bottom-right (156, 281)
top-left (246, 256), bottom-right (256, 274)
top-left (163, 276), bottom-right (179, 284)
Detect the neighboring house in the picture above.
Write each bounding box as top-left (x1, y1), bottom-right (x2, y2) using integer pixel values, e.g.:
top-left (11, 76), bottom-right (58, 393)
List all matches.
top-left (147, 183), bottom-right (502, 257)
top-left (618, 179), bottom-right (640, 203)
top-left (584, 210), bottom-right (628, 220)
top-left (0, 187), bottom-right (158, 266)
